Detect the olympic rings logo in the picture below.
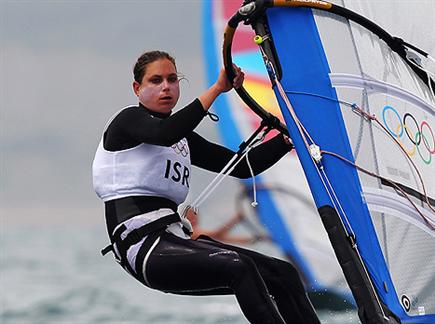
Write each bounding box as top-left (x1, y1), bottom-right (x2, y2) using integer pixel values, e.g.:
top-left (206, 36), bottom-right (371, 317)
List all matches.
top-left (382, 106), bottom-right (434, 165)
top-left (172, 138), bottom-right (189, 157)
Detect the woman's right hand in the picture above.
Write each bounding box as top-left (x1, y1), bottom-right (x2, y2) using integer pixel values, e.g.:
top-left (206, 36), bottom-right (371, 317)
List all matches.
top-left (199, 65), bottom-right (244, 111)
top-left (215, 65), bottom-right (244, 93)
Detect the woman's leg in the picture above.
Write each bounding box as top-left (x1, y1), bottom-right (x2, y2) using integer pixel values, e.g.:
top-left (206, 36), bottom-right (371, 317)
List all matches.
top-left (144, 232), bottom-right (285, 324)
top-left (196, 235), bottom-right (320, 324)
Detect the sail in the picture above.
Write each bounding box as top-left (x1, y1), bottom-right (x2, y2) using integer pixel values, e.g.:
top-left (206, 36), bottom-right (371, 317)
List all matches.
top-left (202, 0), bottom-right (352, 308)
top-left (220, 0), bottom-right (435, 323)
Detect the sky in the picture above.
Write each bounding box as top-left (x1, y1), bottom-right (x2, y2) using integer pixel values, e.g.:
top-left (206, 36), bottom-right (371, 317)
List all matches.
top-left (1, 0), bottom-right (229, 226)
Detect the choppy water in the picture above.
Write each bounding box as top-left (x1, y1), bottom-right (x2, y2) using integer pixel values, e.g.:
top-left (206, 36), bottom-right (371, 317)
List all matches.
top-left (1, 225), bottom-right (361, 323)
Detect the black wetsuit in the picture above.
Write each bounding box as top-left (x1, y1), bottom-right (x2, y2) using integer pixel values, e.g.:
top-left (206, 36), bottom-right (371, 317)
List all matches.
top-left (103, 100), bottom-right (320, 324)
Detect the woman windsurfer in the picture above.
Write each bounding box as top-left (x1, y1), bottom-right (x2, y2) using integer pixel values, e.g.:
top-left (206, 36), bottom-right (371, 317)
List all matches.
top-left (92, 50), bottom-right (320, 324)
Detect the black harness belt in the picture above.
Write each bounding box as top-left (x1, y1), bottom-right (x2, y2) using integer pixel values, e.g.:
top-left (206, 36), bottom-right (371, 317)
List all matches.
top-left (101, 213), bottom-right (181, 256)
top-left (104, 196), bottom-right (178, 237)
top-left (101, 213), bottom-right (182, 285)
top-left (101, 196), bottom-right (187, 285)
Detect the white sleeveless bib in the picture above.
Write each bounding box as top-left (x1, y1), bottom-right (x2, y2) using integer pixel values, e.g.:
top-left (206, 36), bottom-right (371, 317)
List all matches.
top-left (92, 108), bottom-right (191, 203)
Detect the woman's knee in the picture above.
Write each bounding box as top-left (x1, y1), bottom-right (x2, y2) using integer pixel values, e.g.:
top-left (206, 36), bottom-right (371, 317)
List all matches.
top-left (267, 259), bottom-right (306, 292)
top-left (278, 259), bottom-right (300, 277)
top-left (213, 251), bottom-right (258, 284)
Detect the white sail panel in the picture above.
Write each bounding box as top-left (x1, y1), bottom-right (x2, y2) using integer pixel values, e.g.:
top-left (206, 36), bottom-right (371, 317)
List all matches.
top-left (310, 2), bottom-right (435, 318)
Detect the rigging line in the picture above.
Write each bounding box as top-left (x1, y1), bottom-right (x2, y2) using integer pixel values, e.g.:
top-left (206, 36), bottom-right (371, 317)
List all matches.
top-left (193, 136), bottom-right (265, 209)
top-left (352, 232), bottom-right (390, 322)
top-left (270, 68), bottom-right (392, 317)
top-left (190, 153), bottom-right (239, 212)
top-left (189, 124), bottom-right (268, 211)
top-left (263, 41), bottom-right (432, 239)
top-left (274, 76), bottom-right (365, 230)
top-left (288, 88), bottom-right (434, 219)
top-left (258, 46), bottom-right (314, 148)
top-left (245, 150), bottom-right (258, 207)
top-left (348, 100), bottom-right (434, 213)
top-left (322, 150), bottom-right (435, 230)
top-left (284, 90), bottom-right (362, 110)
top-left (271, 69), bottom-right (356, 237)
top-left (191, 141), bottom-right (259, 211)
top-left (314, 160), bottom-right (353, 237)
top-left (190, 130), bottom-right (266, 212)
top-left (270, 66), bottom-right (356, 236)
top-left (225, 3), bottom-right (420, 318)
top-left (353, 102), bottom-right (433, 215)
top-left (284, 90), bottom-right (380, 124)
top-left (318, 158), bottom-right (357, 237)
top-left (241, 22), bottom-right (390, 319)
top-left (270, 71), bottom-right (390, 317)
top-left (277, 81), bottom-right (315, 147)
top-left (370, 113), bottom-right (435, 214)
top-left (261, 47), bottom-right (354, 231)
top-left (283, 90), bottom-right (435, 213)
top-left (258, 19), bottom-right (431, 228)
top-left (319, 164), bottom-right (357, 236)
top-left (264, 53), bottom-right (357, 234)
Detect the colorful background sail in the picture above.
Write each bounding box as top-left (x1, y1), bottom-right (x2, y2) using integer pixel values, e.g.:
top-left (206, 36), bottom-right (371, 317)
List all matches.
top-left (202, 0), bottom-right (353, 309)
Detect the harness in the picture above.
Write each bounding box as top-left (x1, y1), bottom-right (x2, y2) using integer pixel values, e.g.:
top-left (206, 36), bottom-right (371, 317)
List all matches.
top-left (100, 196), bottom-right (189, 285)
top-left (101, 213), bottom-right (182, 284)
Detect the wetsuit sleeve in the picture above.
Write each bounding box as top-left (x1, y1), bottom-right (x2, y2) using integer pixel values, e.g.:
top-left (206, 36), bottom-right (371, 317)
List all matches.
top-left (187, 132), bottom-right (292, 179)
top-left (105, 99), bottom-right (206, 150)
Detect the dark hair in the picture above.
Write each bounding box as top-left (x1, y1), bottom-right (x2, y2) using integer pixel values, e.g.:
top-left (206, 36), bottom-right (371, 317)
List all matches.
top-left (133, 50), bottom-right (176, 83)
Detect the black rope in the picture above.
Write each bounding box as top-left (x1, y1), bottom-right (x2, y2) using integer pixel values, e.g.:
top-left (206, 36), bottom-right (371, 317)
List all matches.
top-left (207, 111), bottom-right (219, 122)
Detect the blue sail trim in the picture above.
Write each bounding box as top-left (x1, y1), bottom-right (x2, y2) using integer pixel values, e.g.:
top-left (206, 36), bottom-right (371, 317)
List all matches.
top-left (202, 1), bottom-right (317, 288)
top-left (263, 7), bottom-right (433, 322)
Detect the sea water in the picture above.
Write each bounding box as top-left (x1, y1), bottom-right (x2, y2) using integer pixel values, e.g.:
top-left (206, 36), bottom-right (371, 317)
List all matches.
top-left (1, 224), bottom-right (360, 324)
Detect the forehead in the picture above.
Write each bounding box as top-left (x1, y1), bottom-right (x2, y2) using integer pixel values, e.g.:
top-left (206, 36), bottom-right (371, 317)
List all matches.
top-left (144, 59), bottom-right (177, 77)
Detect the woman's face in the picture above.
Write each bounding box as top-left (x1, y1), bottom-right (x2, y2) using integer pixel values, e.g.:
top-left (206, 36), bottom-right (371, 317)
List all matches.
top-left (133, 58), bottom-right (180, 114)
